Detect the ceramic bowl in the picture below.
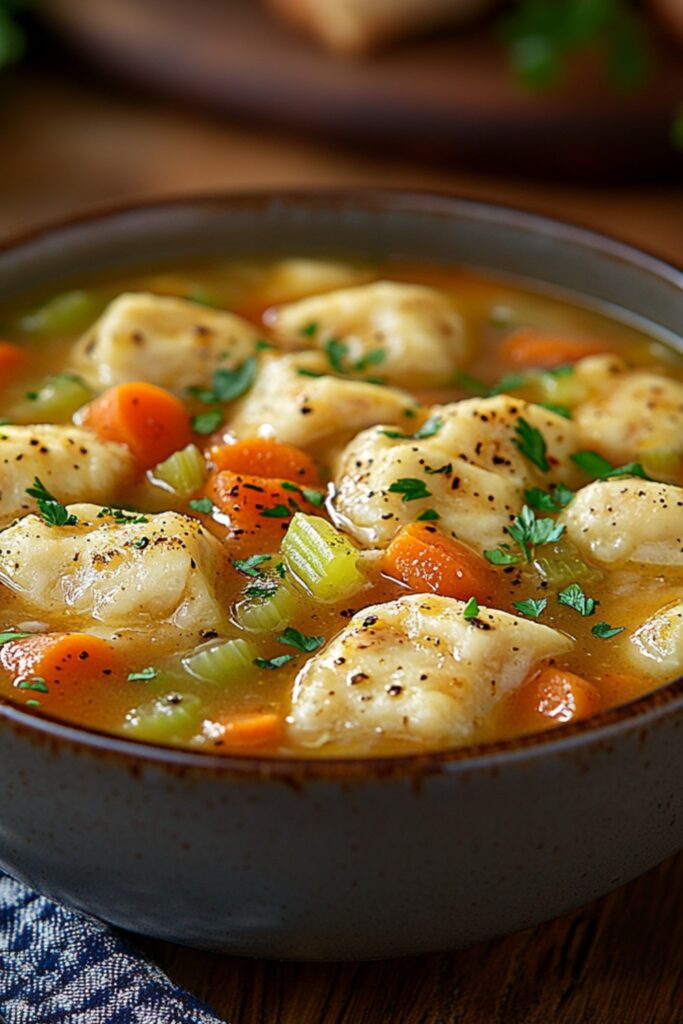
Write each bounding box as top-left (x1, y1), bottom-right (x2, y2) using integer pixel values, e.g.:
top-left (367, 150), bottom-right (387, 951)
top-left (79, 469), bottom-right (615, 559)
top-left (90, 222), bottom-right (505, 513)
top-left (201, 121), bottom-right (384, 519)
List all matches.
top-left (0, 191), bottom-right (681, 959)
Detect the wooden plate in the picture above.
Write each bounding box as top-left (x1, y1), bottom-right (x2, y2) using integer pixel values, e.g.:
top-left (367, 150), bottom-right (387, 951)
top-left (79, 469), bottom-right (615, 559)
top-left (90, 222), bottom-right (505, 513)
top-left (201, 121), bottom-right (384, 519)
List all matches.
top-left (40, 0), bottom-right (683, 178)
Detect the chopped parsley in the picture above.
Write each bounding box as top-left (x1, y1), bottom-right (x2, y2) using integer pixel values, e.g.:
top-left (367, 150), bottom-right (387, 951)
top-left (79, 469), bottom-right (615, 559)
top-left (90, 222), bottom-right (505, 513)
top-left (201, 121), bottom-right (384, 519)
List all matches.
top-left (538, 402), bottom-right (572, 419)
top-left (296, 368), bottom-right (325, 378)
top-left (416, 508), bottom-right (440, 521)
top-left (484, 546), bottom-right (521, 566)
top-left (98, 507), bottom-right (148, 524)
top-left (558, 583), bottom-right (598, 617)
top-left (300, 321), bottom-right (318, 337)
top-left (425, 462), bottom-right (453, 476)
top-left (26, 478), bottom-right (78, 527)
top-left (245, 578), bottom-right (280, 599)
top-left (254, 654), bottom-right (295, 670)
top-left (524, 482), bottom-right (574, 512)
top-left (132, 537), bottom-right (149, 550)
top-left (571, 450), bottom-right (651, 481)
top-left (189, 498), bottom-right (214, 514)
top-left (505, 504), bottom-right (565, 562)
top-left (591, 621), bottom-right (625, 640)
top-left (353, 349), bottom-right (385, 372)
top-left (387, 478), bottom-right (432, 503)
top-left (187, 356), bottom-right (258, 404)
top-left (0, 631), bottom-right (32, 647)
top-left (512, 597), bottom-right (547, 618)
top-left (380, 415), bottom-right (443, 441)
top-left (277, 627), bottom-right (325, 653)
top-left (128, 667), bottom-right (157, 681)
top-left (17, 677), bottom-right (49, 693)
top-left (324, 337), bottom-right (349, 373)
top-left (281, 481), bottom-right (324, 507)
top-left (463, 597), bottom-right (479, 620)
top-left (260, 504), bottom-right (291, 518)
top-left (191, 409), bottom-right (223, 435)
top-left (514, 418), bottom-right (549, 472)
top-left (232, 554), bottom-right (271, 577)
top-left (452, 370), bottom-right (526, 398)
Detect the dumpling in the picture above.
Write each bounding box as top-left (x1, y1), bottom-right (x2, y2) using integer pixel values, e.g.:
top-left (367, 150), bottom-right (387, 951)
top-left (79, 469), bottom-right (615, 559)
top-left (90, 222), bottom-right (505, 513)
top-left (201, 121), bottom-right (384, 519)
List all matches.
top-left (288, 594), bottom-right (573, 749)
top-left (0, 425), bottom-right (134, 526)
top-left (0, 504), bottom-right (228, 636)
top-left (258, 259), bottom-right (373, 304)
top-left (559, 480), bottom-right (683, 566)
top-left (264, 281), bottom-right (467, 386)
top-left (332, 396), bottom-right (578, 551)
top-left (228, 351), bottom-right (417, 450)
top-left (626, 601), bottom-right (683, 680)
top-left (71, 292), bottom-right (263, 392)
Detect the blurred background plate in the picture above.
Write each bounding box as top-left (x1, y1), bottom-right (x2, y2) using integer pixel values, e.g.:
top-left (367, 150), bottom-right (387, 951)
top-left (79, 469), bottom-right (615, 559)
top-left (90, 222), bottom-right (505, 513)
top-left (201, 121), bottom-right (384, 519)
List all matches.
top-left (39, 0), bottom-right (683, 179)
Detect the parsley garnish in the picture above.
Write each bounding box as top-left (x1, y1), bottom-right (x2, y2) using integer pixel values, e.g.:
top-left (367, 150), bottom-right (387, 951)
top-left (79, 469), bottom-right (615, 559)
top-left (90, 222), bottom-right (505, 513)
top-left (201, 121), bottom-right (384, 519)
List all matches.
top-left (505, 505), bottom-right (565, 562)
top-left (192, 409), bottom-right (223, 435)
top-left (128, 667), bottom-right (157, 681)
top-left (324, 337), bottom-right (349, 373)
top-left (387, 478), bottom-right (431, 503)
top-left (232, 554), bottom-right (271, 577)
top-left (245, 578), bottom-right (280, 599)
top-left (416, 509), bottom-right (440, 521)
top-left (132, 537), bottom-right (149, 550)
top-left (558, 583), bottom-right (598, 617)
top-left (353, 349), bottom-right (385, 372)
top-left (254, 654), bottom-right (295, 670)
top-left (189, 498), bottom-right (213, 514)
top-left (281, 481), bottom-right (324, 508)
top-left (538, 402), bottom-right (572, 420)
top-left (571, 450), bottom-right (651, 481)
top-left (26, 478), bottom-right (78, 527)
top-left (260, 504), bottom-right (291, 518)
top-left (484, 546), bottom-right (520, 566)
top-left (300, 321), bottom-right (318, 337)
top-left (296, 368), bottom-right (325, 378)
top-left (512, 597), bottom-right (547, 618)
top-left (0, 630), bottom-right (32, 646)
top-left (463, 597), bottom-right (479, 620)
top-left (591, 621), bottom-right (625, 640)
top-left (452, 370), bottom-right (527, 398)
top-left (17, 677), bottom-right (49, 693)
top-left (524, 482), bottom-right (574, 512)
top-left (514, 418), bottom-right (549, 472)
top-left (380, 415), bottom-right (443, 441)
top-left (425, 462), bottom-right (452, 476)
top-left (98, 507), bottom-right (148, 524)
top-left (277, 627), bottom-right (325, 653)
top-left (188, 357), bottom-right (258, 404)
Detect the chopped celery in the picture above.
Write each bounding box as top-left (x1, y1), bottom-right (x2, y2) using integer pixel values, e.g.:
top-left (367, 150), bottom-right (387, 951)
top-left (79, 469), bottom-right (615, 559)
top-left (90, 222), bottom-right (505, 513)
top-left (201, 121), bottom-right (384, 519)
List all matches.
top-left (282, 513), bottom-right (365, 602)
top-left (534, 538), bottom-right (603, 588)
top-left (639, 448), bottom-right (681, 480)
top-left (152, 444), bottom-right (207, 496)
top-left (21, 373), bottom-right (92, 423)
top-left (124, 693), bottom-right (203, 742)
top-left (183, 638), bottom-right (257, 684)
top-left (19, 290), bottom-right (101, 334)
top-left (530, 369), bottom-right (588, 408)
top-left (235, 580), bottom-right (301, 633)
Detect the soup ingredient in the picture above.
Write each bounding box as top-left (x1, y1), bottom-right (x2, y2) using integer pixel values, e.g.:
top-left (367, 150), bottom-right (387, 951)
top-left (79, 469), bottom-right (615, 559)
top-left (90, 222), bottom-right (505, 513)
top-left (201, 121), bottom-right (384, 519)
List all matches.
top-left (559, 480), bottom-right (683, 566)
top-left (258, 259), bottom-right (372, 304)
top-left (0, 341), bottom-right (26, 382)
top-left (288, 594), bottom-right (573, 748)
top-left (184, 637), bottom-right (258, 684)
top-left (124, 692), bottom-right (204, 742)
top-left (627, 601), bottom-right (683, 679)
top-left (235, 579), bottom-right (301, 633)
top-left (0, 504), bottom-right (228, 636)
top-left (281, 513), bottom-right (364, 601)
top-left (205, 471), bottom-right (323, 548)
top-left (499, 328), bottom-right (606, 368)
top-left (265, 281), bottom-right (467, 387)
top-left (505, 667), bottom-right (602, 735)
top-left (533, 537), bottom-right (603, 588)
top-left (380, 523), bottom-right (498, 602)
top-left (570, 450), bottom-right (650, 481)
top-left (209, 438), bottom-right (320, 484)
top-left (0, 424), bottom-right (134, 526)
top-left (152, 444), bottom-right (207, 496)
top-left (81, 382), bottom-right (192, 471)
top-left (20, 290), bottom-right (101, 335)
top-left (0, 632), bottom-right (120, 699)
top-left (218, 712), bottom-right (283, 748)
top-left (72, 293), bottom-right (263, 392)
top-left (26, 477), bottom-right (79, 527)
top-left (16, 373), bottom-right (93, 424)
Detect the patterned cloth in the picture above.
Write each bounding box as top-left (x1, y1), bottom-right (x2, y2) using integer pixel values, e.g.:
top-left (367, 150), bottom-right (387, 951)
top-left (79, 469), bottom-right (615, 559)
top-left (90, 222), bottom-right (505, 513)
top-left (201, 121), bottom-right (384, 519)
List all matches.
top-left (0, 872), bottom-right (225, 1024)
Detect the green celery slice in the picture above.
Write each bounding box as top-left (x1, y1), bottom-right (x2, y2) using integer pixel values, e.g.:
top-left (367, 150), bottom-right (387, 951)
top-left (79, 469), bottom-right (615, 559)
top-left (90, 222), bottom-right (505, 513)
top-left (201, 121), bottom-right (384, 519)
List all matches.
top-left (183, 638), bottom-right (257, 684)
top-left (282, 513), bottom-right (364, 602)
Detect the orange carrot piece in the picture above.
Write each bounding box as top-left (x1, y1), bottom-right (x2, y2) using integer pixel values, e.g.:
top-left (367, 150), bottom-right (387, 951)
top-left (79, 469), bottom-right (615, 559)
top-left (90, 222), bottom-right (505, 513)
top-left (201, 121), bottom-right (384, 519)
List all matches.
top-left (0, 341), bottom-right (26, 383)
top-left (219, 712), bottom-right (283, 748)
top-left (81, 382), bottom-right (192, 470)
top-left (380, 523), bottom-right (498, 604)
top-left (499, 328), bottom-right (606, 368)
top-left (0, 632), bottom-right (120, 703)
top-left (507, 666), bottom-right (602, 734)
top-left (204, 470), bottom-right (324, 549)
top-left (209, 438), bottom-right (321, 484)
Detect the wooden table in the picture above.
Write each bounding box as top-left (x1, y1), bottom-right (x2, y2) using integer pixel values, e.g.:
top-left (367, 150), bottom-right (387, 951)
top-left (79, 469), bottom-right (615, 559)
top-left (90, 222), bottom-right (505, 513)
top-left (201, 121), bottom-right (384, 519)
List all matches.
top-left (2, 62), bottom-right (682, 1024)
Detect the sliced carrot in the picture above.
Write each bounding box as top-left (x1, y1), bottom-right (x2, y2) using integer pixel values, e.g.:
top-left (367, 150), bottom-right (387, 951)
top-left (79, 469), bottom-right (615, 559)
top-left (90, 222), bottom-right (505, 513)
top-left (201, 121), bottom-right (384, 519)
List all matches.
top-left (0, 632), bottom-right (120, 707)
top-left (209, 438), bottom-right (321, 484)
top-left (205, 470), bottom-right (324, 550)
top-left (0, 341), bottom-right (27, 383)
top-left (506, 666), bottom-right (602, 735)
top-left (380, 523), bottom-right (498, 604)
top-left (81, 381), bottom-right (192, 470)
top-left (219, 712), bottom-right (283, 748)
top-left (499, 328), bottom-right (606, 368)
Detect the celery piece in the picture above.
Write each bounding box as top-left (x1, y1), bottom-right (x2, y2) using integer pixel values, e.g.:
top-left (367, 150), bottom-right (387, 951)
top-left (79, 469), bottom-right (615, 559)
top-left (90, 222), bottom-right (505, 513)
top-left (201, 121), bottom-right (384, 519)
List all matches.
top-left (534, 538), bottom-right (603, 588)
top-left (235, 581), bottom-right (301, 633)
top-left (152, 443), bottom-right (207, 496)
top-left (123, 693), bottom-right (203, 743)
top-left (19, 290), bottom-right (101, 335)
top-left (21, 373), bottom-right (92, 423)
top-left (531, 369), bottom-right (588, 408)
top-left (282, 513), bottom-right (364, 602)
top-left (183, 638), bottom-right (257, 684)
top-left (639, 448), bottom-right (681, 481)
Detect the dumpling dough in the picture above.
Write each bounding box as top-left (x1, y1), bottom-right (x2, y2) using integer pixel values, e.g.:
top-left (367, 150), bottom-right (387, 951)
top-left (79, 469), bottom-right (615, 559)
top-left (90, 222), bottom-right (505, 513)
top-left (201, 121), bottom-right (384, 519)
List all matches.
top-left (259, 259), bottom-right (373, 304)
top-left (559, 480), bottom-right (683, 566)
top-left (71, 292), bottom-right (262, 392)
top-left (627, 601), bottom-right (683, 680)
top-left (0, 425), bottom-right (134, 526)
top-left (228, 351), bottom-right (417, 449)
top-left (288, 594), bottom-right (573, 749)
top-left (0, 504), bottom-right (227, 635)
top-left (265, 281), bottom-right (467, 386)
top-left (332, 396), bottom-right (579, 551)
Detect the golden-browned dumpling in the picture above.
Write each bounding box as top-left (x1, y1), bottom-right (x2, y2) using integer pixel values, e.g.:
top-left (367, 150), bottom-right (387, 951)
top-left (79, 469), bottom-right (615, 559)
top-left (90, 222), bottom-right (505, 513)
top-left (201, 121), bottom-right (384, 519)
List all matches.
top-left (265, 281), bottom-right (467, 386)
top-left (288, 594), bottom-right (573, 750)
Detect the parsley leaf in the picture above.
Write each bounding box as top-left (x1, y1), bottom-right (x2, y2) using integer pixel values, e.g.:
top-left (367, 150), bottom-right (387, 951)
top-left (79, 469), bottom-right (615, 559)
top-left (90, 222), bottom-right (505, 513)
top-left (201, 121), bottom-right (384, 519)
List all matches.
top-left (300, 321), bottom-right (318, 337)
top-left (505, 505), bottom-right (564, 562)
top-left (245, 578), bottom-right (280, 599)
top-left (17, 677), bottom-right (49, 693)
top-left (26, 477), bottom-right (78, 527)
top-left (260, 504), bottom-right (291, 518)
top-left (484, 546), bottom-right (520, 566)
top-left (514, 418), bottom-right (549, 472)
top-left (281, 481), bottom-right (324, 508)
top-left (558, 583), bottom-right (598, 617)
top-left (512, 597), bottom-right (547, 618)
top-left (128, 667), bottom-right (157, 681)
top-left (538, 402), bottom-right (572, 419)
top-left (232, 554), bottom-right (271, 577)
top-left (0, 630), bottom-right (32, 646)
top-left (353, 349), bottom-right (385, 372)
top-left (324, 337), bottom-right (349, 372)
top-left (212, 357), bottom-right (258, 401)
top-left (524, 482), bottom-right (574, 512)
top-left (387, 478), bottom-right (431, 502)
top-left (98, 507), bottom-right (148, 524)
top-left (416, 508), bottom-right (440, 521)
top-left (189, 498), bottom-right (214, 514)
top-left (296, 368), bottom-right (325, 378)
top-left (192, 409), bottom-right (223, 435)
top-left (452, 371), bottom-right (491, 397)
top-left (571, 450), bottom-right (651, 481)
top-left (591, 621), bottom-right (625, 640)
top-left (425, 462), bottom-right (452, 476)
top-left (254, 654), bottom-right (295, 670)
top-left (277, 627), bottom-right (325, 653)
top-left (380, 416), bottom-right (443, 442)
top-left (463, 596), bottom-right (479, 620)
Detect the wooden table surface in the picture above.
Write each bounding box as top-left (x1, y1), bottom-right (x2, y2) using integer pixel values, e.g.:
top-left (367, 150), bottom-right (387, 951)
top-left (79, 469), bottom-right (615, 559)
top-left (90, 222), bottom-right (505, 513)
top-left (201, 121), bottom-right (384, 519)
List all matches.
top-left (2, 62), bottom-right (682, 1024)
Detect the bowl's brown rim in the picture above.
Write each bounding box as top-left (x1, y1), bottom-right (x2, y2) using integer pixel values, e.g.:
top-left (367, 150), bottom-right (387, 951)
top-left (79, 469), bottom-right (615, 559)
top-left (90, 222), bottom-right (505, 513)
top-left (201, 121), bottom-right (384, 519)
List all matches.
top-left (0, 185), bottom-right (681, 781)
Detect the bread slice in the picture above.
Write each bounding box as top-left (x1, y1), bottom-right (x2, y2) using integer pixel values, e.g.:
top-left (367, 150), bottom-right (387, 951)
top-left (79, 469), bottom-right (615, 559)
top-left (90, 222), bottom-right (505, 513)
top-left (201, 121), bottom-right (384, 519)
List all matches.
top-left (268, 0), bottom-right (499, 53)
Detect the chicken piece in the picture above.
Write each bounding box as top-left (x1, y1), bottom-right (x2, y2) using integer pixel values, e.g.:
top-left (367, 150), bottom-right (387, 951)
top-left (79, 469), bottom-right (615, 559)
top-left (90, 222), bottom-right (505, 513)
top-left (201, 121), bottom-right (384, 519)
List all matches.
top-left (627, 601), bottom-right (683, 680)
top-left (0, 425), bottom-right (135, 527)
top-left (71, 292), bottom-right (263, 392)
top-left (264, 281), bottom-right (467, 386)
top-left (228, 351), bottom-right (417, 450)
top-left (0, 504), bottom-right (228, 635)
top-left (576, 370), bottom-right (683, 466)
top-left (288, 594), bottom-right (573, 750)
top-left (332, 396), bottom-right (578, 551)
top-left (559, 480), bottom-right (683, 566)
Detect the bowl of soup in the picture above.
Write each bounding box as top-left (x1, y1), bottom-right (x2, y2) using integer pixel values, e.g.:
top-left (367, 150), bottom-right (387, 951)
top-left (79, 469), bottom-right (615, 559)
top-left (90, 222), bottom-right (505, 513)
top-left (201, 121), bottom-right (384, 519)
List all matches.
top-left (0, 190), bottom-right (680, 958)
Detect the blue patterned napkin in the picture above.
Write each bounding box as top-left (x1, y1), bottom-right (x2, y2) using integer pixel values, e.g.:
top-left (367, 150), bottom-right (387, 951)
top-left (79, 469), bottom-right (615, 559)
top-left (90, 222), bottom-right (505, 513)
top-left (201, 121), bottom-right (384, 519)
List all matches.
top-left (0, 871), bottom-right (226, 1024)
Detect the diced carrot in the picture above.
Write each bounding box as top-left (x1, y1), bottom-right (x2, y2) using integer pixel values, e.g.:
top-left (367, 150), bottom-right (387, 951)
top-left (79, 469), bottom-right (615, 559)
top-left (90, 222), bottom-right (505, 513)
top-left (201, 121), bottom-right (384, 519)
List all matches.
top-left (0, 632), bottom-right (120, 707)
top-left (81, 382), bottom-right (192, 470)
top-left (0, 341), bottom-right (26, 383)
top-left (204, 470), bottom-right (324, 550)
top-left (219, 712), bottom-right (283, 748)
top-left (380, 523), bottom-right (498, 604)
top-left (499, 328), bottom-right (606, 368)
top-left (506, 666), bottom-right (602, 735)
top-left (209, 438), bottom-right (321, 484)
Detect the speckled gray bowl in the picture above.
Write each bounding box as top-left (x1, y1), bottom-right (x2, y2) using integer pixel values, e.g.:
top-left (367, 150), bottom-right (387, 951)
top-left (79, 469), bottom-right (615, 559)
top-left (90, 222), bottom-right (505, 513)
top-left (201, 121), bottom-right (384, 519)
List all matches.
top-left (0, 191), bottom-right (681, 959)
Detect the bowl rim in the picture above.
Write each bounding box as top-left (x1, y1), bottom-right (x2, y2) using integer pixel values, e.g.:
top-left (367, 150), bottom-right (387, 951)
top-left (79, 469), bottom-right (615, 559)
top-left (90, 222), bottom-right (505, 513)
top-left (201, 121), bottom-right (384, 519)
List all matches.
top-left (0, 185), bottom-right (681, 780)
